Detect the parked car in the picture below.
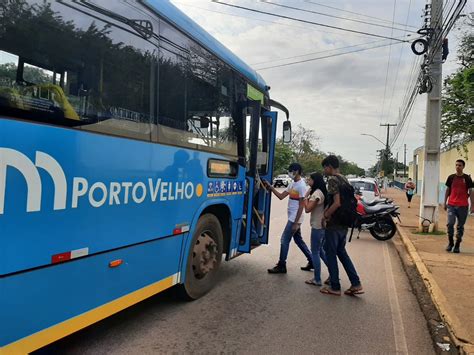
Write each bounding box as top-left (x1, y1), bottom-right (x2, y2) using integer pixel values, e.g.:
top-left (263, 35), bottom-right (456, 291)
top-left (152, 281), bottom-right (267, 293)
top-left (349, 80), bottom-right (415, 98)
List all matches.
top-left (273, 174), bottom-right (292, 187)
top-left (348, 178), bottom-right (380, 201)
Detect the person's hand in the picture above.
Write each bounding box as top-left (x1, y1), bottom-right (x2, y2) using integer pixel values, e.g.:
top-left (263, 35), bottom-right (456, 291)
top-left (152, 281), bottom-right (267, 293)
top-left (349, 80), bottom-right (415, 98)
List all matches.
top-left (321, 218), bottom-right (327, 229)
top-left (291, 223), bottom-right (299, 234)
top-left (444, 204), bottom-right (447, 211)
top-left (470, 205), bottom-right (474, 214)
top-left (262, 180), bottom-right (271, 191)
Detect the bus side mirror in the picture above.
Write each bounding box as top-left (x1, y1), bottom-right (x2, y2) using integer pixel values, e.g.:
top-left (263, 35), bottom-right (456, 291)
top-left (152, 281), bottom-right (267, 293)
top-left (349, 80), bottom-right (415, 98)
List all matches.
top-left (283, 120), bottom-right (292, 143)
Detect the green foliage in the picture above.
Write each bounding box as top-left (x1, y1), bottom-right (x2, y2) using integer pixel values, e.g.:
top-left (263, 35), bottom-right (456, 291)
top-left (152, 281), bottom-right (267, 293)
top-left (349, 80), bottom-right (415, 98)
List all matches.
top-left (273, 139), bottom-right (293, 174)
top-left (441, 19), bottom-right (474, 154)
top-left (0, 63), bottom-right (52, 85)
top-left (273, 125), bottom-right (365, 177)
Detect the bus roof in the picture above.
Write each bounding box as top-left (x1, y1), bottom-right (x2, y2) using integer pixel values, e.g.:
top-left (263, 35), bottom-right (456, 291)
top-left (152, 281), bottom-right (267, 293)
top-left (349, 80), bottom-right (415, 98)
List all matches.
top-left (145, 0), bottom-right (267, 92)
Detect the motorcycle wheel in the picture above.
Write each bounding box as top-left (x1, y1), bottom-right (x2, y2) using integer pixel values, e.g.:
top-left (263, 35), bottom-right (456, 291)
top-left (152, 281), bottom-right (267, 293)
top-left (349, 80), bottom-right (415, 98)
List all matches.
top-left (370, 216), bottom-right (396, 241)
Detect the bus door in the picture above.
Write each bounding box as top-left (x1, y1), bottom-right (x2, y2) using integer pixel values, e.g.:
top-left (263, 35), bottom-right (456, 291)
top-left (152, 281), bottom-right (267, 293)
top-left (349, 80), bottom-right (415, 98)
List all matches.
top-left (238, 103), bottom-right (277, 252)
top-left (257, 110), bottom-right (277, 244)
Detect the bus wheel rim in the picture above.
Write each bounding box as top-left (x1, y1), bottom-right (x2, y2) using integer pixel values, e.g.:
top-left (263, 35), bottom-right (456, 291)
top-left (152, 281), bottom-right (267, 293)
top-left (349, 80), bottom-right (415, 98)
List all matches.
top-left (192, 232), bottom-right (218, 279)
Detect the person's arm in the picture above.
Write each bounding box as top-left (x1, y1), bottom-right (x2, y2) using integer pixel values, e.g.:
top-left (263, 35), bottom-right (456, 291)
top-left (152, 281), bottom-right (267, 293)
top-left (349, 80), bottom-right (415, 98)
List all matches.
top-left (444, 176), bottom-right (452, 210)
top-left (444, 188), bottom-right (450, 210)
top-left (469, 177), bottom-right (474, 213)
top-left (469, 188), bottom-right (474, 214)
top-left (305, 197), bottom-right (320, 213)
top-left (292, 198), bottom-right (305, 232)
top-left (324, 193), bottom-right (341, 220)
top-left (263, 180), bottom-right (289, 200)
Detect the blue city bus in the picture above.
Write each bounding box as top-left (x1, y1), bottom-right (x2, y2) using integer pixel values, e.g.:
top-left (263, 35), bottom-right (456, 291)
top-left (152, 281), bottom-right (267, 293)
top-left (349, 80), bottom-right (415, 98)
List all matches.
top-left (0, 0), bottom-right (291, 353)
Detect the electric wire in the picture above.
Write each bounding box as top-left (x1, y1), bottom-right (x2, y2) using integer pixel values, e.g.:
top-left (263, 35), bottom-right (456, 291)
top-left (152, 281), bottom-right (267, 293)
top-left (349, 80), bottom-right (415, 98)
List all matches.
top-left (304, 0), bottom-right (419, 29)
top-left (173, 2), bottom-right (376, 39)
top-left (260, 1), bottom-right (419, 34)
top-left (254, 41), bottom-right (406, 70)
top-left (390, 0), bottom-right (463, 147)
top-left (212, 1), bottom-right (411, 42)
top-left (378, 0), bottom-right (398, 139)
top-left (250, 35), bottom-right (411, 66)
top-left (386, 0), bottom-right (414, 124)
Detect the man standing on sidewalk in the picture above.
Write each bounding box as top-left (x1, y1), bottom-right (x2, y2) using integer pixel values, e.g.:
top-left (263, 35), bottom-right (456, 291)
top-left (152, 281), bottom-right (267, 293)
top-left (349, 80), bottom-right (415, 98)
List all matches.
top-left (444, 159), bottom-right (474, 253)
top-left (320, 155), bottom-right (364, 296)
top-left (264, 163), bottom-right (313, 274)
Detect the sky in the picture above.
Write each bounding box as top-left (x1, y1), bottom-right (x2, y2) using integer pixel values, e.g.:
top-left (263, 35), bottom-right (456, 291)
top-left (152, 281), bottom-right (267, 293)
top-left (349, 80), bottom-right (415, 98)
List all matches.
top-left (171, 0), bottom-right (472, 169)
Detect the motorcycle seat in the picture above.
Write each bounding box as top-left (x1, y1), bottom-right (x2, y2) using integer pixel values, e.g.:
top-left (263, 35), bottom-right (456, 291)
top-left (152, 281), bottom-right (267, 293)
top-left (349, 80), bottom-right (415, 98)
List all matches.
top-left (363, 204), bottom-right (396, 214)
top-left (362, 197), bottom-right (392, 206)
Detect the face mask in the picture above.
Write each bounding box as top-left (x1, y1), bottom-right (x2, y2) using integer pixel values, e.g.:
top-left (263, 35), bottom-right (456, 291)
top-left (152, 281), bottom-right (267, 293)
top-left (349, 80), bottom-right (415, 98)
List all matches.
top-left (288, 171), bottom-right (296, 179)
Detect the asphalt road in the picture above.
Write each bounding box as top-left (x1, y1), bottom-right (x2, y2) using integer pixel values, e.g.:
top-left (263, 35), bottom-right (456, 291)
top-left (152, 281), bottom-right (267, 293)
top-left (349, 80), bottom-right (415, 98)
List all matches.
top-left (48, 192), bottom-right (435, 354)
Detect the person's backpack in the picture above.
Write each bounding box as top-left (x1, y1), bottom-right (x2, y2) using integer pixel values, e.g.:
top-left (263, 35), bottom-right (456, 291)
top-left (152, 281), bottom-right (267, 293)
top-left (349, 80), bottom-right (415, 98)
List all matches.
top-left (330, 175), bottom-right (358, 228)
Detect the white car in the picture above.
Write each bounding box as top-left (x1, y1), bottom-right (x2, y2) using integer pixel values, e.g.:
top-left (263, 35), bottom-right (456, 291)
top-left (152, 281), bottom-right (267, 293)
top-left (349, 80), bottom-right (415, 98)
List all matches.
top-left (273, 174), bottom-right (292, 187)
top-left (348, 178), bottom-right (380, 201)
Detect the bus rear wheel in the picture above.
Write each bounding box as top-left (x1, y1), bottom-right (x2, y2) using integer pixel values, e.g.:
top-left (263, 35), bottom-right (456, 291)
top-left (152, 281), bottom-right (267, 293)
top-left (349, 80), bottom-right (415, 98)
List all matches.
top-left (179, 214), bottom-right (223, 300)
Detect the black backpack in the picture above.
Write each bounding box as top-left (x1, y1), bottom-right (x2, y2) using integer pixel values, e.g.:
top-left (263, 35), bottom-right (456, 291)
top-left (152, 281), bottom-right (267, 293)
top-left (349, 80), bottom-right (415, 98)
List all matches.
top-left (329, 175), bottom-right (358, 228)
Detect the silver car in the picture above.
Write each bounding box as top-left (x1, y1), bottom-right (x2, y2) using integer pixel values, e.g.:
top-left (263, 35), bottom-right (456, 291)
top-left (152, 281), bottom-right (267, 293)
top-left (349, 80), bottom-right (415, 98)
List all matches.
top-left (348, 178), bottom-right (380, 201)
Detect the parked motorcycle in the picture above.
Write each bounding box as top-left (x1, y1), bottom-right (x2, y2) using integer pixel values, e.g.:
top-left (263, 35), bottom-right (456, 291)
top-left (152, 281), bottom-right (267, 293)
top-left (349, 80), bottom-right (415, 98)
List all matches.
top-left (351, 190), bottom-right (400, 241)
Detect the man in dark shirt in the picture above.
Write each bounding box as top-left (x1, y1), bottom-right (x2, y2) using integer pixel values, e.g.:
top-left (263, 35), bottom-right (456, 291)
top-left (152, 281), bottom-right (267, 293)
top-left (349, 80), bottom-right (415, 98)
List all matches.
top-left (443, 159), bottom-right (474, 253)
top-left (320, 155), bottom-right (363, 296)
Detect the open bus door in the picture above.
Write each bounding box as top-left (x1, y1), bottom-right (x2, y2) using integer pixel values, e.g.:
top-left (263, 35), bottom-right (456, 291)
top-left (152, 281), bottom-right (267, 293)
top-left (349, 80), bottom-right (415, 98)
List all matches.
top-left (238, 102), bottom-right (278, 253)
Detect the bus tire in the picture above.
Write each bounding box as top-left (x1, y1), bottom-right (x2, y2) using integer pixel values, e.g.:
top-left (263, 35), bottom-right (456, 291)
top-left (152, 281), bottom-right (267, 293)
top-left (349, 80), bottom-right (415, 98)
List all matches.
top-left (178, 214), bottom-right (223, 300)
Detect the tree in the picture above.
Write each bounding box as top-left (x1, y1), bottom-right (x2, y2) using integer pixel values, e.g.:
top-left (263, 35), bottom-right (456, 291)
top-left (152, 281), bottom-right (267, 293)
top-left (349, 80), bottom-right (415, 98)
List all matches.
top-left (290, 124), bottom-right (319, 161)
top-left (441, 18), bottom-right (474, 154)
top-left (273, 139), bottom-right (293, 174)
top-left (272, 125), bottom-right (366, 177)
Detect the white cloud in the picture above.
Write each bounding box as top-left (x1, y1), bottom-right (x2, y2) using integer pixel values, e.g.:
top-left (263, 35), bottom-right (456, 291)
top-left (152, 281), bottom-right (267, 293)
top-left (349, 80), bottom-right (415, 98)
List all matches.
top-left (171, 0), bottom-right (467, 169)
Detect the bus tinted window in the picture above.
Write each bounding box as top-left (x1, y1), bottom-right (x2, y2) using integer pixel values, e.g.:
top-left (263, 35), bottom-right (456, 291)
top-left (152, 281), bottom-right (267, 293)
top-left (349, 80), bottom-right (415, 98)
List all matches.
top-left (158, 21), bottom-right (238, 156)
top-left (0, 1), bottom-right (157, 141)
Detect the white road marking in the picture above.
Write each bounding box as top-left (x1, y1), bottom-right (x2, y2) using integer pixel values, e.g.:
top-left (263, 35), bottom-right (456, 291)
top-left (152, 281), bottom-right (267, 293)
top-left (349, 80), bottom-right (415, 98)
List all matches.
top-left (383, 242), bottom-right (409, 354)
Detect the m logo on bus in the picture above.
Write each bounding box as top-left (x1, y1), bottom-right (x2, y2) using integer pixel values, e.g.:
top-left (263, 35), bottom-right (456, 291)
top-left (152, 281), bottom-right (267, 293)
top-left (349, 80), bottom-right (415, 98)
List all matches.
top-left (0, 148), bottom-right (201, 215)
top-left (0, 148), bottom-right (66, 215)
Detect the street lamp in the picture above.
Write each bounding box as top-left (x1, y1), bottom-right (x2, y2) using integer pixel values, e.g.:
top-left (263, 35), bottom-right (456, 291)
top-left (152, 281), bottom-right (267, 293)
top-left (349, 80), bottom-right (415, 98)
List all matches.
top-left (361, 134), bottom-right (390, 179)
top-left (360, 133), bottom-right (385, 146)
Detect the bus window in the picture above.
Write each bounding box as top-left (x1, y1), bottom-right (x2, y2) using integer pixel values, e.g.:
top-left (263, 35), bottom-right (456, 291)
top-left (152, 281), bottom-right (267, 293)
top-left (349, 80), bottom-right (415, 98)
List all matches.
top-left (0, 1), bottom-right (158, 141)
top-left (245, 113), bottom-right (270, 175)
top-left (157, 21), bottom-right (238, 156)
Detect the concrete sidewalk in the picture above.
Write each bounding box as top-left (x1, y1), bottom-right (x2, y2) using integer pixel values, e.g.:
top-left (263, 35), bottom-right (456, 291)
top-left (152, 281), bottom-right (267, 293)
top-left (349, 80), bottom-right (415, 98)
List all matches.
top-left (383, 188), bottom-right (474, 353)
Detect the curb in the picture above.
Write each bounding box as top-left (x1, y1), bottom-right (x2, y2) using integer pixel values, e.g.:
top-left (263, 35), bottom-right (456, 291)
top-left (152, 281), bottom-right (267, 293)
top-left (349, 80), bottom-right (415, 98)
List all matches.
top-left (396, 225), bottom-right (474, 354)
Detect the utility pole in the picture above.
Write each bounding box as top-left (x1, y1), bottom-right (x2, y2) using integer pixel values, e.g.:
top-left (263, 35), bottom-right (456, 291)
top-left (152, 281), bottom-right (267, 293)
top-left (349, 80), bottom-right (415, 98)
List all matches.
top-left (393, 151), bottom-right (399, 180)
top-left (419, 0), bottom-right (442, 231)
top-left (380, 123), bottom-right (397, 175)
top-left (403, 144), bottom-right (407, 179)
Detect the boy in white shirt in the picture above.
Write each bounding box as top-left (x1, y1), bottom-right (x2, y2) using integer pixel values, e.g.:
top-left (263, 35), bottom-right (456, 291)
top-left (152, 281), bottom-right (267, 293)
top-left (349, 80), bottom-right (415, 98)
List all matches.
top-left (264, 163), bottom-right (312, 274)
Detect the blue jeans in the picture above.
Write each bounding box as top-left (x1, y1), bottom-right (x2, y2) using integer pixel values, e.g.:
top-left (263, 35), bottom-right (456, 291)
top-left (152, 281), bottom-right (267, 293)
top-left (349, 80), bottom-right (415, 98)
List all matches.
top-left (447, 205), bottom-right (469, 242)
top-left (324, 228), bottom-right (361, 291)
top-left (278, 220), bottom-right (312, 265)
top-left (311, 228), bottom-right (328, 283)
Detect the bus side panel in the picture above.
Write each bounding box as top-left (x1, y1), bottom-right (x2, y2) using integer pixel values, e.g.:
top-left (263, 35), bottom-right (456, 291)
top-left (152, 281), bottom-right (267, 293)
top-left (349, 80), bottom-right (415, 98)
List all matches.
top-left (0, 234), bottom-right (183, 349)
top-left (0, 118), bottom-right (242, 275)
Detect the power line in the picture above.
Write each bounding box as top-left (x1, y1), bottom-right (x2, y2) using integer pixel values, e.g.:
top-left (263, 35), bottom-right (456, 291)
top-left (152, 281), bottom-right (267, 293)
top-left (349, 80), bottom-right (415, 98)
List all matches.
top-left (173, 2), bottom-right (375, 39)
top-left (212, 1), bottom-right (411, 42)
top-left (261, 1), bottom-right (419, 34)
top-left (250, 35), bottom-right (410, 66)
top-left (304, 0), bottom-right (419, 29)
top-left (378, 0), bottom-right (398, 134)
top-left (386, 0), bottom-right (413, 123)
top-left (255, 41), bottom-right (406, 70)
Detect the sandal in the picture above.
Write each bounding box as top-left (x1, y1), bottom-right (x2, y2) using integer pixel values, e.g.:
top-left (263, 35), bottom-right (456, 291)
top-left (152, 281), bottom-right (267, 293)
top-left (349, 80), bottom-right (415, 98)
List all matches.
top-left (320, 286), bottom-right (341, 296)
top-left (344, 285), bottom-right (364, 295)
top-left (305, 279), bottom-right (322, 286)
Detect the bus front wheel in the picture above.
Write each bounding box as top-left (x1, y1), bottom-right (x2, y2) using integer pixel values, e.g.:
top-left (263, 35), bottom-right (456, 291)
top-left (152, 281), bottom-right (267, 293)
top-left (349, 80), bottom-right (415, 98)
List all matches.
top-left (179, 214), bottom-right (223, 300)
